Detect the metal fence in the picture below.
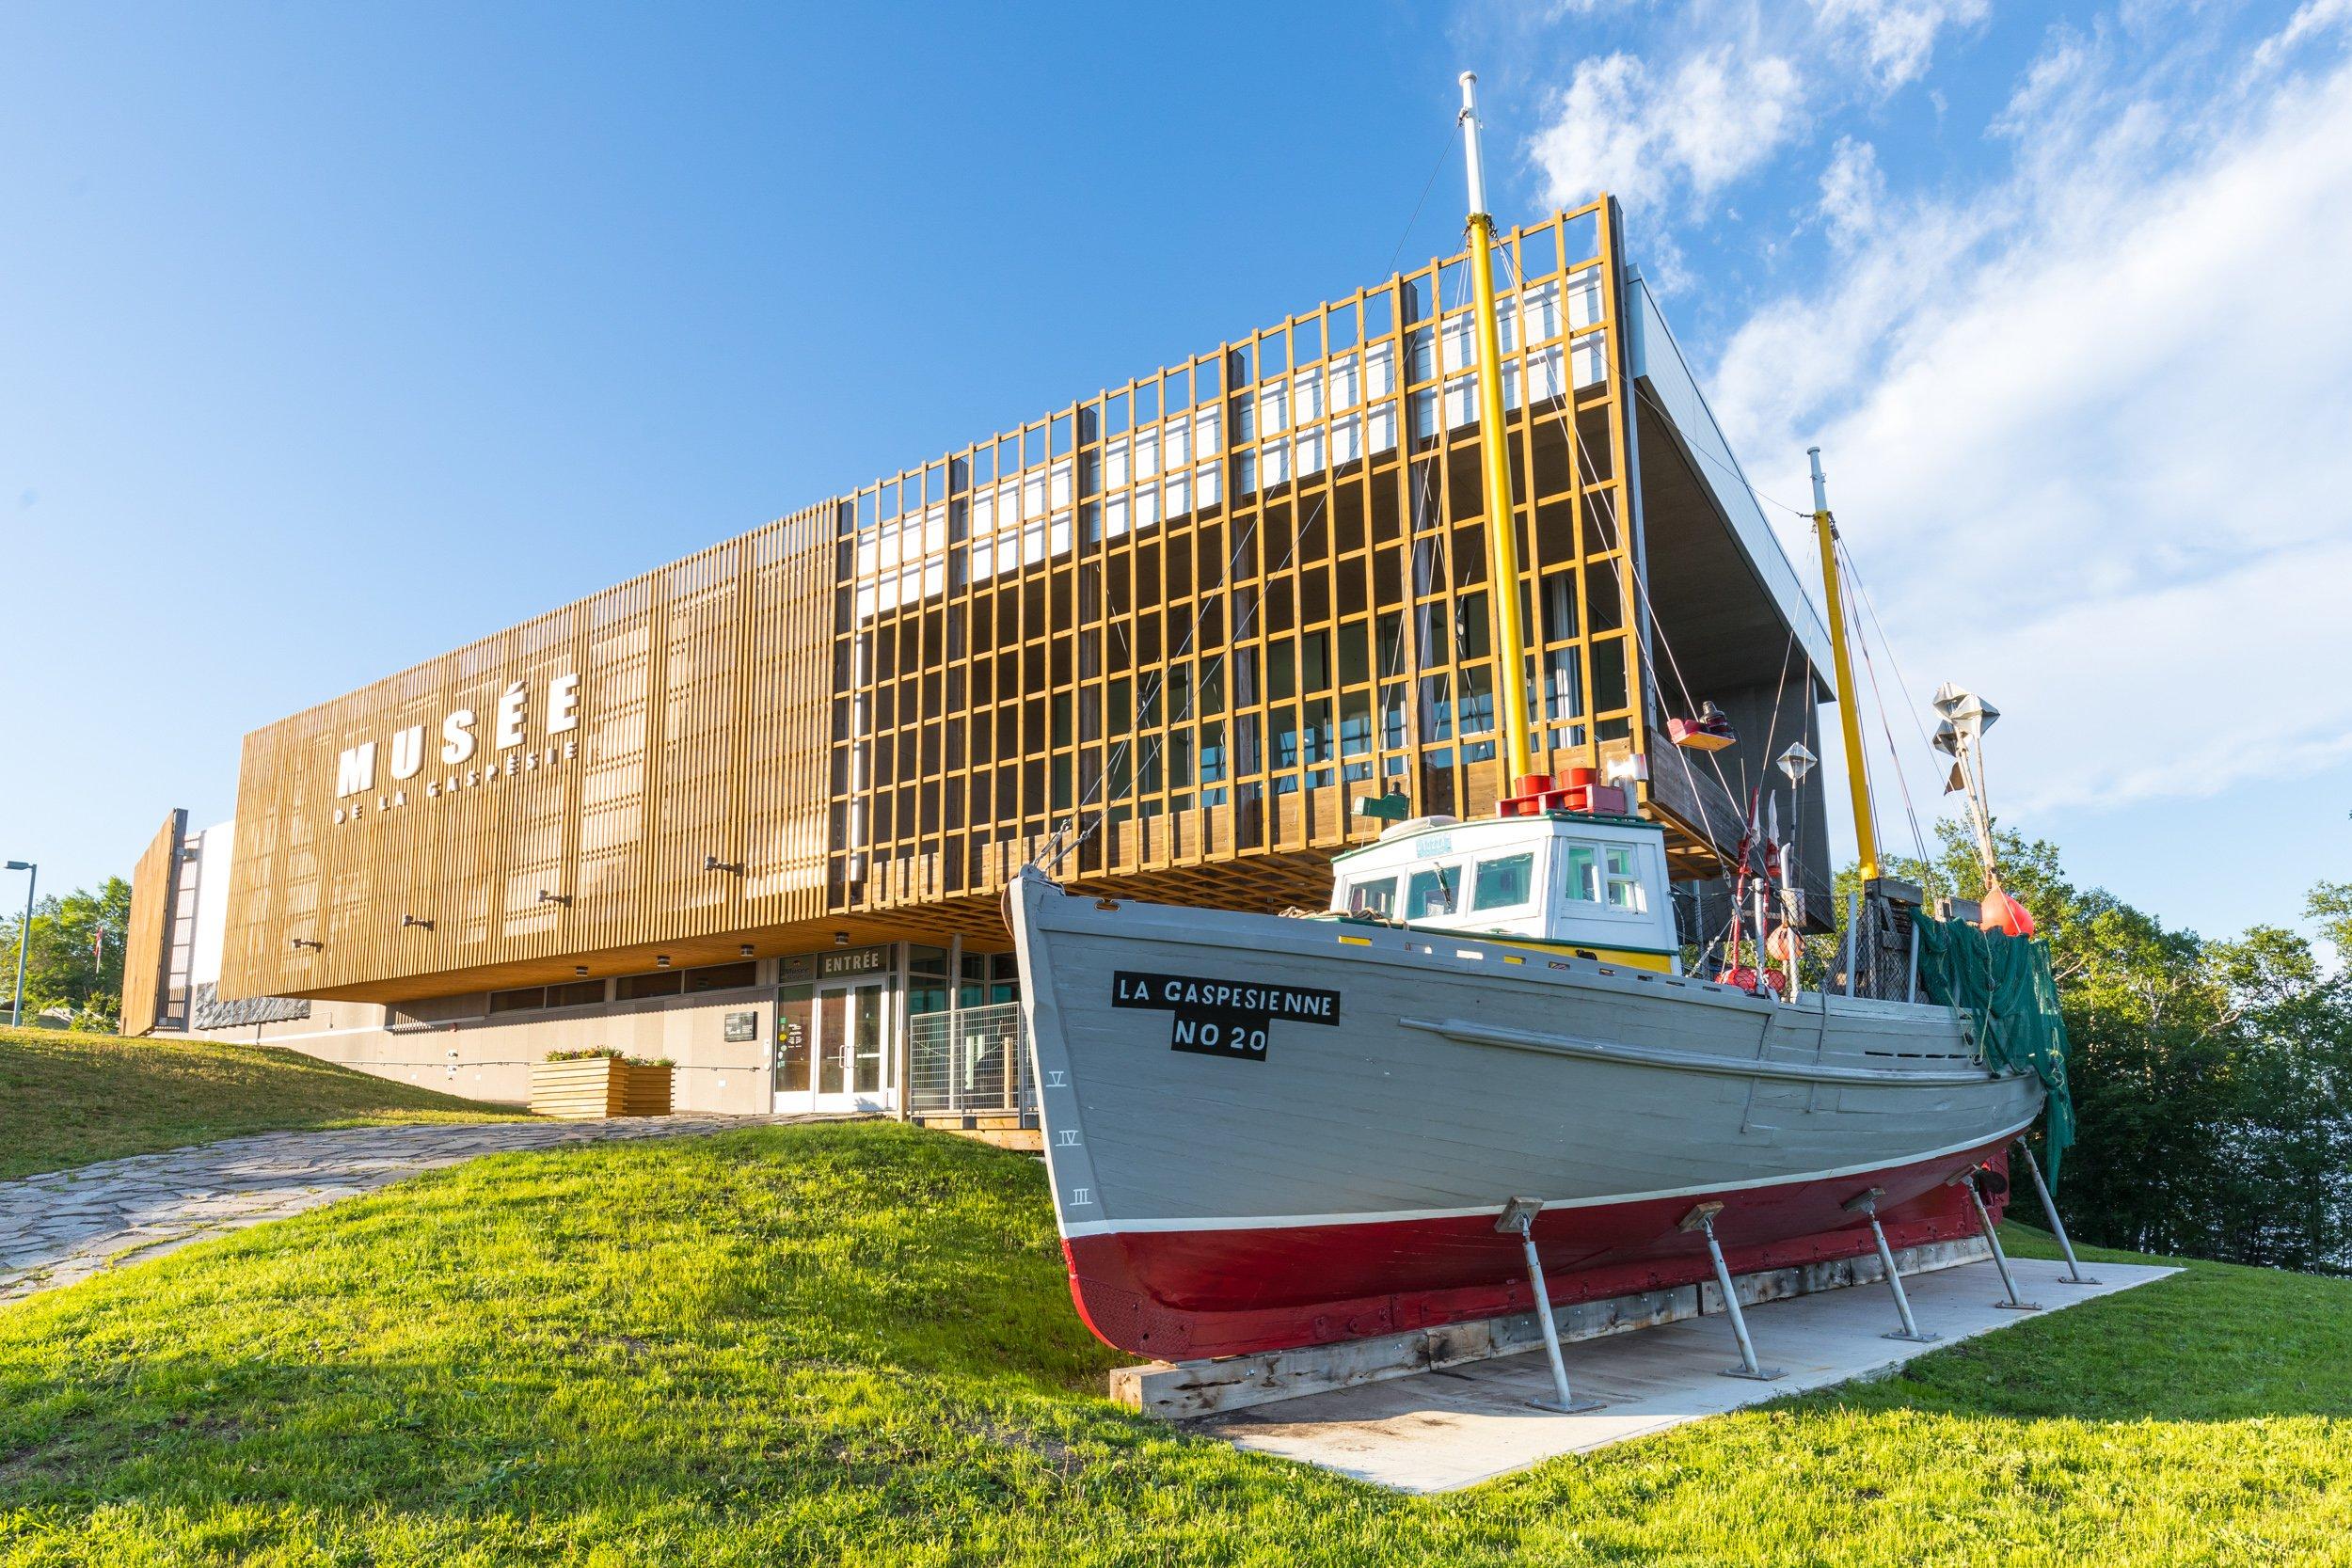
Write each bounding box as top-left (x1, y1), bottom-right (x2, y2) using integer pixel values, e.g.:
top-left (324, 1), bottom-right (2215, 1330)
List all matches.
top-left (907, 1000), bottom-right (1033, 1119)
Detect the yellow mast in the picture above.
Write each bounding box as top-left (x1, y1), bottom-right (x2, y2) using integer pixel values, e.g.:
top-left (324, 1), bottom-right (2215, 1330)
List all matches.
top-left (1808, 447), bottom-right (1881, 882)
top-left (1458, 72), bottom-right (1536, 789)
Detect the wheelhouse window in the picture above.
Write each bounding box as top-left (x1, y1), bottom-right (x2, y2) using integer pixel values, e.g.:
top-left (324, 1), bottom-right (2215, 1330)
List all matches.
top-left (1604, 846), bottom-right (1645, 911)
top-left (1346, 875), bottom-right (1399, 917)
top-left (1470, 852), bottom-right (1534, 911)
top-left (1406, 863), bottom-right (1460, 920)
top-left (1563, 844), bottom-right (1601, 903)
top-left (1563, 841), bottom-right (1645, 911)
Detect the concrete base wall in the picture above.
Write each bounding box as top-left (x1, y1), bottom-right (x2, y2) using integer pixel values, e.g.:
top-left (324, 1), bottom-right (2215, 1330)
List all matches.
top-left (186, 989), bottom-right (779, 1115)
top-left (1112, 1234), bottom-right (1992, 1418)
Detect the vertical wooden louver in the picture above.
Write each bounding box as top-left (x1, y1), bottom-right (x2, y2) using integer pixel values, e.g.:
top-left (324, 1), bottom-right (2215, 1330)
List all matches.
top-left (222, 202), bottom-right (1663, 1006)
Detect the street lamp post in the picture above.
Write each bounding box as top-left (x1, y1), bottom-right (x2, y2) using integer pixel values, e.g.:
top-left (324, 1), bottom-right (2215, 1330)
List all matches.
top-left (4, 861), bottom-right (33, 1029)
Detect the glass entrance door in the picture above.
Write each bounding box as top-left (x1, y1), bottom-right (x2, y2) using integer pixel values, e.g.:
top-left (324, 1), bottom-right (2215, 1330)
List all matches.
top-left (784, 976), bottom-right (895, 1113)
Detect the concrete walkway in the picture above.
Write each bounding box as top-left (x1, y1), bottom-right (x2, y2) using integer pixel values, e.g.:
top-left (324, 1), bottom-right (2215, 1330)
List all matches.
top-left (1200, 1257), bottom-right (2178, 1492)
top-left (0, 1116), bottom-right (814, 1306)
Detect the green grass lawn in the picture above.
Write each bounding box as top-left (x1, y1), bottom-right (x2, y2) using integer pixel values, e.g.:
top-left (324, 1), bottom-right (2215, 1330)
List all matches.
top-left (1, 1120), bottom-right (2344, 1566)
top-left (0, 1026), bottom-right (528, 1180)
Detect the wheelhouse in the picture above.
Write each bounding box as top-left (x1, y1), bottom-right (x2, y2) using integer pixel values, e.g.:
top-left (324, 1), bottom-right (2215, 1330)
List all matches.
top-left (1325, 812), bottom-right (1680, 972)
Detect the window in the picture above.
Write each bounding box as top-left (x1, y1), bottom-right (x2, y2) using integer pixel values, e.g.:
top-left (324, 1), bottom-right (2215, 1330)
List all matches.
top-left (1406, 863), bottom-right (1460, 920)
top-left (1346, 876), bottom-right (1398, 917)
top-left (546, 979), bottom-right (604, 1009)
top-left (619, 971), bottom-right (683, 1001)
top-left (488, 987), bottom-right (545, 1014)
top-left (1604, 846), bottom-right (1645, 911)
top-left (685, 961), bottom-right (758, 993)
top-left (1471, 853), bottom-right (1534, 911)
top-left (1564, 845), bottom-right (1600, 903)
top-left (1563, 843), bottom-right (1645, 911)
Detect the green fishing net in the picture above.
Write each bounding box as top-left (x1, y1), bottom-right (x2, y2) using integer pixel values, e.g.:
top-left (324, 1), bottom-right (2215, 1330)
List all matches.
top-left (1911, 913), bottom-right (2077, 1186)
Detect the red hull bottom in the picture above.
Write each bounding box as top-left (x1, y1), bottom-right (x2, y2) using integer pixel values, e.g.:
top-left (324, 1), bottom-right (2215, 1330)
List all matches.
top-left (1062, 1141), bottom-right (2012, 1360)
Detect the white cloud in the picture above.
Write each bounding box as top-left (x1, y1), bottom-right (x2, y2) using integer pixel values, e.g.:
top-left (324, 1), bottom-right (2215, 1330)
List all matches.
top-left (1529, 46), bottom-right (1804, 216)
top-left (1816, 135), bottom-right (1885, 245)
top-left (2251, 0), bottom-right (2352, 72)
top-left (1815, 0), bottom-right (1990, 90)
top-left (1715, 55), bottom-right (2352, 816)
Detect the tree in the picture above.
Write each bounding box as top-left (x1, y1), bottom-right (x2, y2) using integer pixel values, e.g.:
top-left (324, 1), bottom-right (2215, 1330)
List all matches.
top-left (0, 877), bottom-right (132, 1031)
top-left (1854, 822), bottom-right (2352, 1271)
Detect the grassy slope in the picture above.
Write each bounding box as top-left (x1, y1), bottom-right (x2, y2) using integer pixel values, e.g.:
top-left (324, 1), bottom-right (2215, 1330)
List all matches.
top-left (0, 1121), bottom-right (2345, 1567)
top-left (0, 1026), bottom-right (526, 1180)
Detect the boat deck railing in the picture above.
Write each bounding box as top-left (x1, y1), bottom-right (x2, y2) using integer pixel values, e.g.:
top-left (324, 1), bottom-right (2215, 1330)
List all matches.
top-left (907, 1000), bottom-right (1034, 1121)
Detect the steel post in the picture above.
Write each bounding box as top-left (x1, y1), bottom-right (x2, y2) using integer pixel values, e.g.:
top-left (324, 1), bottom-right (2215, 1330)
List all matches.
top-left (2017, 1140), bottom-right (2099, 1284)
top-left (1843, 891), bottom-right (1862, 997)
top-left (7, 862), bottom-right (32, 1029)
top-left (1867, 1218), bottom-right (1938, 1340)
top-left (1963, 1173), bottom-right (2042, 1310)
top-left (1500, 1201), bottom-right (1602, 1414)
top-left (1692, 1210), bottom-right (1784, 1381)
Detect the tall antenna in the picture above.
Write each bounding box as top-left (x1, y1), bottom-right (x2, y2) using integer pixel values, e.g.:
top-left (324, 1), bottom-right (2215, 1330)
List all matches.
top-left (1458, 72), bottom-right (1537, 791)
top-left (1809, 448), bottom-right (1882, 883)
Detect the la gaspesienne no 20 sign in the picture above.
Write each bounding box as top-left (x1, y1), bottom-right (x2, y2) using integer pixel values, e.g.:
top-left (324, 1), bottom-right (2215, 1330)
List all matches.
top-left (329, 672), bottom-right (580, 827)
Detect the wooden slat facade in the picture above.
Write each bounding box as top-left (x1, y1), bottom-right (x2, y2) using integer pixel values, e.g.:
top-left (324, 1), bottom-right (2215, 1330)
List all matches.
top-left (119, 809), bottom-right (187, 1036)
top-left (223, 199), bottom-right (1692, 1006)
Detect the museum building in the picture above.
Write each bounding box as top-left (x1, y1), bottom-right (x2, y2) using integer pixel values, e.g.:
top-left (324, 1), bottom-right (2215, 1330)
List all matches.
top-left (121, 197), bottom-right (1835, 1125)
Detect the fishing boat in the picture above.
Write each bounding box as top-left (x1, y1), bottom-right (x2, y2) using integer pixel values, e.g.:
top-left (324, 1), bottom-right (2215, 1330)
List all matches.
top-left (1009, 75), bottom-right (2071, 1367)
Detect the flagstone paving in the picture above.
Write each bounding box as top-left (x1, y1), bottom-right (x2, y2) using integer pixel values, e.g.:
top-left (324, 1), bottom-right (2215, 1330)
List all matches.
top-left (0, 1115), bottom-right (822, 1306)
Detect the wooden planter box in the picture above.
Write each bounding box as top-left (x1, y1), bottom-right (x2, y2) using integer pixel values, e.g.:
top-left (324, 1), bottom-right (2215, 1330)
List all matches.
top-left (531, 1057), bottom-right (674, 1119)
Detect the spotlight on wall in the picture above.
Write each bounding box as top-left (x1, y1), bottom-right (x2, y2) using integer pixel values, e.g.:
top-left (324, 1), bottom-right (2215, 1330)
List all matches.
top-left (703, 853), bottom-right (745, 875)
top-left (401, 914), bottom-right (434, 931)
top-left (833, 931), bottom-right (850, 947)
top-left (289, 937), bottom-right (323, 952)
top-left (739, 943), bottom-right (755, 958)
top-left (656, 955), bottom-right (672, 968)
top-left (537, 889), bottom-right (571, 906)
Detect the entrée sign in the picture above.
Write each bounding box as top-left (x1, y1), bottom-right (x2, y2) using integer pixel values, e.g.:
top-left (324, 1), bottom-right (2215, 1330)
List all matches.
top-left (1110, 970), bottom-right (1341, 1063)
top-left (329, 672), bottom-right (581, 828)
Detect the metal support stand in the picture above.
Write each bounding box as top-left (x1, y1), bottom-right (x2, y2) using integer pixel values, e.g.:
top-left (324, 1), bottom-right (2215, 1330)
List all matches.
top-left (1842, 1188), bottom-right (1937, 1342)
top-left (2016, 1140), bottom-right (2099, 1284)
top-left (1496, 1198), bottom-right (1603, 1414)
top-left (1956, 1170), bottom-right (2042, 1309)
top-left (1680, 1202), bottom-right (1784, 1380)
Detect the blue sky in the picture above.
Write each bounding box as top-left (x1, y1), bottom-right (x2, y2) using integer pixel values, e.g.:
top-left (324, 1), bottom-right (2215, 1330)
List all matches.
top-left (4, 1), bottom-right (2347, 950)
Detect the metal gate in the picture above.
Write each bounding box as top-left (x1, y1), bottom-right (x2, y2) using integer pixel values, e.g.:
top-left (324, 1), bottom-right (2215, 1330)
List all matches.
top-left (907, 1000), bottom-right (1033, 1120)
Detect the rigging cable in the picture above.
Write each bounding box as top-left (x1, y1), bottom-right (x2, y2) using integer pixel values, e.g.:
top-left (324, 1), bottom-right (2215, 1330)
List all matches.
top-left (1044, 228), bottom-right (1471, 871)
top-left (1497, 245), bottom-right (1745, 876)
top-left (1836, 536), bottom-right (1937, 873)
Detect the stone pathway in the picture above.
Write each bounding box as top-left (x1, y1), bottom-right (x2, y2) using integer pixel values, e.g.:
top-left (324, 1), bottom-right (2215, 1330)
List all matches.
top-left (0, 1116), bottom-right (819, 1306)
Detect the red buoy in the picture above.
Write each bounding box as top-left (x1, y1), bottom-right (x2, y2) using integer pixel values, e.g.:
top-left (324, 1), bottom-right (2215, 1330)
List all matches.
top-left (1980, 884), bottom-right (2036, 938)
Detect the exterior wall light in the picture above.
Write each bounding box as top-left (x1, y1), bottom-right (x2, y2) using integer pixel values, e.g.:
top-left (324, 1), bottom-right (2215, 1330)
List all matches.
top-left (537, 890), bottom-right (571, 906)
top-left (833, 931), bottom-right (850, 946)
top-left (401, 914), bottom-right (434, 931)
top-left (574, 965), bottom-right (589, 977)
top-left (703, 854), bottom-right (745, 875)
top-left (739, 943), bottom-right (755, 958)
top-left (656, 955), bottom-right (672, 968)
top-left (290, 937), bottom-right (324, 952)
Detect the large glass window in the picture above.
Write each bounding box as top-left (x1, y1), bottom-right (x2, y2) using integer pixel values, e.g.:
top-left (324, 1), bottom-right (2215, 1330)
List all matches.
top-left (1471, 853), bottom-right (1534, 911)
top-left (777, 984), bottom-right (813, 1092)
top-left (619, 971), bottom-right (683, 1000)
top-left (1406, 863), bottom-right (1461, 920)
top-left (546, 979), bottom-right (604, 1009)
top-left (853, 983), bottom-right (885, 1094)
top-left (685, 961), bottom-right (757, 993)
